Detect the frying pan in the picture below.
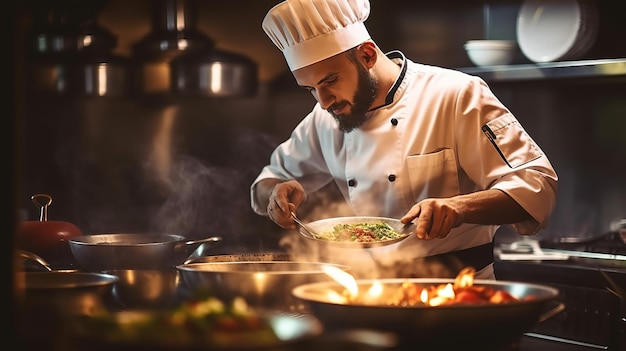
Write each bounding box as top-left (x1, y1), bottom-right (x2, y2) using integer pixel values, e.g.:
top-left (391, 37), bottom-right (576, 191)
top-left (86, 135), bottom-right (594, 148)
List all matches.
top-left (69, 233), bottom-right (223, 271)
top-left (18, 271), bottom-right (118, 316)
top-left (296, 216), bottom-right (414, 248)
top-left (17, 271), bottom-right (119, 349)
top-left (292, 278), bottom-right (564, 349)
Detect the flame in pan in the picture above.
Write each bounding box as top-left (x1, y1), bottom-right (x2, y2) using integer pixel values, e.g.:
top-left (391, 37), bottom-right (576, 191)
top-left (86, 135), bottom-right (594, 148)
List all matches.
top-left (322, 265), bottom-right (358, 298)
top-left (318, 265), bottom-right (519, 306)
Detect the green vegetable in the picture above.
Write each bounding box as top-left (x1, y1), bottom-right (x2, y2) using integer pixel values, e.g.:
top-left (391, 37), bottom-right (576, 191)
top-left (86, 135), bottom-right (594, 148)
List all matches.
top-left (316, 222), bottom-right (404, 242)
top-left (83, 296), bottom-right (278, 348)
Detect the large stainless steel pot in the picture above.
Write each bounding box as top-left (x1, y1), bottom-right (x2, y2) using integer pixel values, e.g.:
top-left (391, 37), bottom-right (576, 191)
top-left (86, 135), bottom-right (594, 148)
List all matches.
top-left (292, 278), bottom-right (563, 349)
top-left (103, 253), bottom-right (310, 310)
top-left (104, 269), bottom-right (182, 309)
top-left (69, 233), bottom-right (223, 272)
top-left (177, 259), bottom-right (351, 311)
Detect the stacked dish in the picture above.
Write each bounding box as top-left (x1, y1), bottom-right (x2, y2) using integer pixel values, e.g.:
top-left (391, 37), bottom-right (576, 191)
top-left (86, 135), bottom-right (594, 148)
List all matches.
top-left (516, 0), bottom-right (598, 63)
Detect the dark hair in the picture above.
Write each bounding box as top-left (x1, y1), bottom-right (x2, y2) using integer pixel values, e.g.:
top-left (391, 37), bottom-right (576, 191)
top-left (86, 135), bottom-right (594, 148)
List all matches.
top-left (345, 46), bottom-right (360, 65)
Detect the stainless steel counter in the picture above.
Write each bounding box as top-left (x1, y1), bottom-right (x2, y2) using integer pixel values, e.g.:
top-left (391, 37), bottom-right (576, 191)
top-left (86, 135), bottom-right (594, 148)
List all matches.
top-left (459, 58), bottom-right (626, 82)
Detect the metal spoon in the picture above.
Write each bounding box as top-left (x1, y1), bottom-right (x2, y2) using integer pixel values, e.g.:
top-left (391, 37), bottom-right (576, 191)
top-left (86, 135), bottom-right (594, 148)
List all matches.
top-left (290, 212), bottom-right (318, 239)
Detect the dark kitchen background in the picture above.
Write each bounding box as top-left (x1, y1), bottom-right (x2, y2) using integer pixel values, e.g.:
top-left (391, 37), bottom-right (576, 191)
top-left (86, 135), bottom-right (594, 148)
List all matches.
top-left (8, 0), bottom-right (626, 348)
top-left (11, 0), bottom-right (625, 245)
top-left (12, 0), bottom-right (626, 262)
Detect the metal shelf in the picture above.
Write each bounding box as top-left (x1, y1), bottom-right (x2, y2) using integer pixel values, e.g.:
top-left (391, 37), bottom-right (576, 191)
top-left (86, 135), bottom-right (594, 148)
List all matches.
top-left (458, 58), bottom-right (626, 82)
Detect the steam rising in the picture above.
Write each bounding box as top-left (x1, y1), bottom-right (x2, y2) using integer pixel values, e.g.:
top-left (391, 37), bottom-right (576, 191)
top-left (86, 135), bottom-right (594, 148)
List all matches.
top-left (150, 155), bottom-right (242, 237)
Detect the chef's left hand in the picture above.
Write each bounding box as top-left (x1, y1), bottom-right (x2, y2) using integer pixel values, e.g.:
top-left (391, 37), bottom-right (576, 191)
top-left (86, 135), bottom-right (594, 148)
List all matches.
top-left (401, 198), bottom-right (464, 240)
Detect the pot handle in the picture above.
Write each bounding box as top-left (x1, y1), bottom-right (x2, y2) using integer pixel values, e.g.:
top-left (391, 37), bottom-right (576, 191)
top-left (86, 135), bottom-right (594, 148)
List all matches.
top-left (18, 250), bottom-right (53, 271)
top-left (184, 236), bottom-right (223, 246)
top-left (31, 194), bottom-right (53, 221)
top-left (182, 237), bottom-right (224, 264)
top-left (537, 300), bottom-right (565, 323)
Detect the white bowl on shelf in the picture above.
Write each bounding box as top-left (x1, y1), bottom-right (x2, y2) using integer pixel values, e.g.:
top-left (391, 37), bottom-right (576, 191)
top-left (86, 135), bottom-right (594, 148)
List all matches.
top-left (463, 40), bottom-right (517, 67)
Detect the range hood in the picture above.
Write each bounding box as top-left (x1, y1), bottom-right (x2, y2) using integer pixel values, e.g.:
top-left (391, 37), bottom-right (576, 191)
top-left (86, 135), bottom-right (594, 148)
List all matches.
top-left (131, 0), bottom-right (212, 62)
top-left (169, 47), bottom-right (258, 98)
top-left (25, 0), bottom-right (131, 97)
top-left (132, 0), bottom-right (258, 97)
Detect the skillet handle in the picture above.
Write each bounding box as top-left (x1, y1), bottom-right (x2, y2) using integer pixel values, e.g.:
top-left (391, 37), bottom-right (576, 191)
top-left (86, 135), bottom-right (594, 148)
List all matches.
top-left (181, 237), bottom-right (224, 264)
top-left (184, 236), bottom-right (223, 246)
top-left (537, 301), bottom-right (565, 323)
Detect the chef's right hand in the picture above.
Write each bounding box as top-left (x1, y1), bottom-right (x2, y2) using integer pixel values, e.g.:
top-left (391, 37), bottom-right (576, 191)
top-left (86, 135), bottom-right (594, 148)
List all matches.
top-left (266, 180), bottom-right (306, 230)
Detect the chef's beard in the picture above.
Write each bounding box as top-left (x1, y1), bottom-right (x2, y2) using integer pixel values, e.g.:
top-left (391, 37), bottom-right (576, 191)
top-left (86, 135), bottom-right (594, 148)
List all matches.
top-left (329, 63), bottom-right (378, 133)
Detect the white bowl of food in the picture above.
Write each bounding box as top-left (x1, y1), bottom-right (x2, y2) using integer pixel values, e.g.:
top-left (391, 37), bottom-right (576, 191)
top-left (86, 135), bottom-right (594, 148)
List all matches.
top-left (464, 40), bottom-right (517, 67)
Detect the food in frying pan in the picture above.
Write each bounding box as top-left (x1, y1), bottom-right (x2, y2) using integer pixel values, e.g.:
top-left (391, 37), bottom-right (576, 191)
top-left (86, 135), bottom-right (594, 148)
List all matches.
top-left (316, 221), bottom-right (405, 243)
top-left (388, 281), bottom-right (520, 306)
top-left (83, 294), bottom-right (279, 347)
top-left (343, 267), bottom-right (532, 306)
top-left (386, 267), bottom-right (523, 306)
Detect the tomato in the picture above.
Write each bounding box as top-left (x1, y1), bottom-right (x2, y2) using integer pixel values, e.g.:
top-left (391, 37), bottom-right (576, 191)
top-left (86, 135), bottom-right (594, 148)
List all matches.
top-left (453, 288), bottom-right (486, 304)
top-left (243, 316), bottom-right (263, 329)
top-left (489, 290), bottom-right (518, 304)
top-left (404, 283), bottom-right (421, 300)
top-left (215, 316), bottom-right (240, 331)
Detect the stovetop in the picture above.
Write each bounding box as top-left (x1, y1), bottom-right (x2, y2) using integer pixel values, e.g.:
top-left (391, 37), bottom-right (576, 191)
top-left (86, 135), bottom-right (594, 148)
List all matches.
top-left (540, 231), bottom-right (626, 260)
top-left (515, 333), bottom-right (610, 351)
top-left (497, 231), bottom-right (626, 266)
top-left (362, 332), bottom-right (601, 350)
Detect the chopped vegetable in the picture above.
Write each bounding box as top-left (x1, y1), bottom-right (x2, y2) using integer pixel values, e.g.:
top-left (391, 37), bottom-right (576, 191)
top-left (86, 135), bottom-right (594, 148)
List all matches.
top-left (316, 222), bottom-right (405, 242)
top-left (84, 295), bottom-right (278, 348)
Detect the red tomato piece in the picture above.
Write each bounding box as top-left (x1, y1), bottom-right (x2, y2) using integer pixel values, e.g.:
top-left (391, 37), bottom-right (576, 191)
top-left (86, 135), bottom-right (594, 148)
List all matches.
top-left (453, 289), bottom-right (485, 304)
top-left (215, 316), bottom-right (240, 331)
top-left (489, 290), bottom-right (518, 304)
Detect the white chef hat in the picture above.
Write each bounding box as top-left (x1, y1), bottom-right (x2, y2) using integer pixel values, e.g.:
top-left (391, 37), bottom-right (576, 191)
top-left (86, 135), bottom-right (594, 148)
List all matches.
top-left (262, 0), bottom-right (371, 71)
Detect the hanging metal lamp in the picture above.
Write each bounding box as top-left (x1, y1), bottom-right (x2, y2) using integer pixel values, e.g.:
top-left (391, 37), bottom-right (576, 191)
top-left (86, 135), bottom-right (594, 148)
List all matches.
top-left (132, 0), bottom-right (258, 97)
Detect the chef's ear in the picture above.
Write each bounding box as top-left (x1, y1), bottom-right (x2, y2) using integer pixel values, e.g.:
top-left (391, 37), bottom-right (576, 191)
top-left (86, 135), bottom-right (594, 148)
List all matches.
top-left (357, 41), bottom-right (377, 68)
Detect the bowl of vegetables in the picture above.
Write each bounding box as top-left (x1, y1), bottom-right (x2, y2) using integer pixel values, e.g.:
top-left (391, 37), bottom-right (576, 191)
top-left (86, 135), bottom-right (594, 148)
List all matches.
top-left (299, 216), bottom-right (414, 248)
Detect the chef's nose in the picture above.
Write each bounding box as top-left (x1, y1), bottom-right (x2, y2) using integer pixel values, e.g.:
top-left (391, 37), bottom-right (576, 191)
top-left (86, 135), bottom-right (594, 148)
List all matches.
top-left (314, 89), bottom-right (334, 110)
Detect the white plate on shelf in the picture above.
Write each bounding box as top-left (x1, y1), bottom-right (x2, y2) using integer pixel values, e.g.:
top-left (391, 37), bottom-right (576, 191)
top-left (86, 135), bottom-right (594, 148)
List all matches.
top-left (516, 0), bottom-right (598, 63)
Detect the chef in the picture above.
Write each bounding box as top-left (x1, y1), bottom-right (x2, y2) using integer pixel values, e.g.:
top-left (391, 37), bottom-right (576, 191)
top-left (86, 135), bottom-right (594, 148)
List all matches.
top-left (250, 0), bottom-right (558, 279)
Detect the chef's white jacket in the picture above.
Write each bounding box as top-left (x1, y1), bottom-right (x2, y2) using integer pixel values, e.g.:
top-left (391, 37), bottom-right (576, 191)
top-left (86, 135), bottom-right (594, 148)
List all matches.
top-left (251, 51), bottom-right (558, 279)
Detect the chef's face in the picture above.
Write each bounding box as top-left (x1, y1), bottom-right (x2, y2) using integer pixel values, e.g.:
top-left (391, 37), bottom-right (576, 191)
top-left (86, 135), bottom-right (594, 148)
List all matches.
top-left (293, 49), bottom-right (379, 133)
